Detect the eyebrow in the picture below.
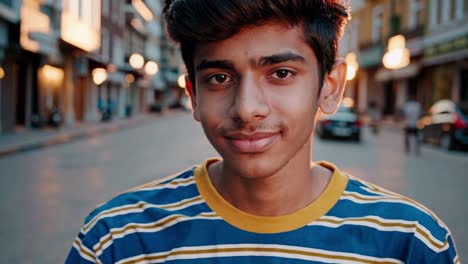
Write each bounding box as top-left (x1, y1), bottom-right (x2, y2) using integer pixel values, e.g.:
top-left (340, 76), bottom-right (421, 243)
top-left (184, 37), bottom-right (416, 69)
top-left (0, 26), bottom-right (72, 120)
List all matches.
top-left (194, 52), bottom-right (306, 72)
top-left (256, 52), bottom-right (306, 67)
top-left (195, 60), bottom-right (236, 72)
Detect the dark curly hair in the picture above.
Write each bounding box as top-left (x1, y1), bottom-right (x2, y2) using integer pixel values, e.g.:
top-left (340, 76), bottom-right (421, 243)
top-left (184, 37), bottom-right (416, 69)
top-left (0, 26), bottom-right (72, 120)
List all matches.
top-left (163, 0), bottom-right (349, 93)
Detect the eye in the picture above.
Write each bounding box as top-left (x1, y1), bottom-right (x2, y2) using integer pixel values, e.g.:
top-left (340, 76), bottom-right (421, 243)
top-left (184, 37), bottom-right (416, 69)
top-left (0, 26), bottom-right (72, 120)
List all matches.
top-left (272, 69), bottom-right (295, 79)
top-left (208, 74), bottom-right (231, 84)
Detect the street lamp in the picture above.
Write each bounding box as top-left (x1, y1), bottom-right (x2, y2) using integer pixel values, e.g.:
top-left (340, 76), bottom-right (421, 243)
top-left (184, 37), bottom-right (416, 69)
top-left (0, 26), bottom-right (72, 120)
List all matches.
top-left (129, 53), bottom-right (145, 69)
top-left (382, 34), bottom-right (410, 69)
top-left (342, 97), bottom-right (355, 108)
top-left (144, 60), bottom-right (158, 76)
top-left (0, 67), bottom-right (4, 79)
top-left (345, 52), bottom-right (359, 81)
top-left (382, 0), bottom-right (410, 70)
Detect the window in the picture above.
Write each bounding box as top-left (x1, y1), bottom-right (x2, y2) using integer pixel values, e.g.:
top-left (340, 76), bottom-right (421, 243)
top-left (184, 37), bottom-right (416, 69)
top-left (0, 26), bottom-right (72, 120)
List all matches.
top-left (101, 28), bottom-right (110, 61)
top-left (111, 1), bottom-right (119, 23)
top-left (409, 0), bottom-right (423, 29)
top-left (351, 19), bottom-right (359, 51)
top-left (455, 0), bottom-right (465, 20)
top-left (372, 5), bottom-right (383, 42)
top-left (441, 0), bottom-right (452, 23)
top-left (65, 0), bottom-right (81, 19)
top-left (466, 0), bottom-right (468, 16)
top-left (113, 38), bottom-right (124, 65)
top-left (429, 0), bottom-right (439, 27)
top-left (94, 0), bottom-right (102, 30)
top-left (102, 0), bottom-right (109, 16)
top-left (121, 2), bottom-right (125, 27)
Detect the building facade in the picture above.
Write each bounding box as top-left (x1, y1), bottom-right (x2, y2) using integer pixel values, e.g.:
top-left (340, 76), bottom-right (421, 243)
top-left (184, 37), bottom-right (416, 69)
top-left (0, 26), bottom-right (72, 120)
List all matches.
top-left (421, 0), bottom-right (468, 109)
top-left (0, 0), bottom-right (185, 135)
top-left (0, 0), bottom-right (21, 133)
top-left (347, 0), bottom-right (467, 118)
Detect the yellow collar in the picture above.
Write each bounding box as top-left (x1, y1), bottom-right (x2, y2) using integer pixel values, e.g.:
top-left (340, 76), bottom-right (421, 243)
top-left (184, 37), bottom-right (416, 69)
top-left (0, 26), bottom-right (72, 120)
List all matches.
top-left (194, 158), bottom-right (349, 233)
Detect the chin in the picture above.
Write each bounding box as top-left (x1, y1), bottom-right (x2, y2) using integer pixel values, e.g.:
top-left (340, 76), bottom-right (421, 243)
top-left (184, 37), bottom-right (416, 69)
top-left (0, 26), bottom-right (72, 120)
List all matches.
top-left (223, 153), bottom-right (285, 179)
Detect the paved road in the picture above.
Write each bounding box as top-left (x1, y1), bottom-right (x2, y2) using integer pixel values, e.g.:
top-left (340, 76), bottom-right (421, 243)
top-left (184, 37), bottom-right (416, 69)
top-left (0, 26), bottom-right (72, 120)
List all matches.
top-left (0, 112), bottom-right (467, 263)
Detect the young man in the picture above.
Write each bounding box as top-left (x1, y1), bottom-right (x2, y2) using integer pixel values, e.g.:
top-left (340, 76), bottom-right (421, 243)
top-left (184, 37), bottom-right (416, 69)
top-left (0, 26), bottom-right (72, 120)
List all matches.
top-left (66, 1), bottom-right (459, 263)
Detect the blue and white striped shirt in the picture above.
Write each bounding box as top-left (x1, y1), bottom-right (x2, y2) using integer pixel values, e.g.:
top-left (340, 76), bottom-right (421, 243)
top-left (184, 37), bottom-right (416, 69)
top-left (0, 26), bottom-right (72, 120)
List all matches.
top-left (66, 159), bottom-right (459, 263)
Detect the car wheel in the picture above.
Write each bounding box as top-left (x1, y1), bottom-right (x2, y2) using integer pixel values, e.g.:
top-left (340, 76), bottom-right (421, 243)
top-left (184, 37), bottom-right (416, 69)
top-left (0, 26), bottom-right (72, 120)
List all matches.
top-left (440, 133), bottom-right (455, 150)
top-left (352, 133), bottom-right (361, 142)
top-left (318, 130), bottom-right (324, 139)
top-left (320, 132), bottom-right (328, 140)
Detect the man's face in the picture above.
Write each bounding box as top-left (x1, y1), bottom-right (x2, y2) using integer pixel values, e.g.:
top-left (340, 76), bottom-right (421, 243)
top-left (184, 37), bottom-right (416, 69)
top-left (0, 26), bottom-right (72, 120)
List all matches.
top-left (191, 22), bottom-right (338, 178)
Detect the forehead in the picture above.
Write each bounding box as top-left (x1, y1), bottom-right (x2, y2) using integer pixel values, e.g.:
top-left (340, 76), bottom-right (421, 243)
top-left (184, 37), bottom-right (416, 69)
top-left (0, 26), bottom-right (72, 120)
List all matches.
top-left (193, 22), bottom-right (317, 66)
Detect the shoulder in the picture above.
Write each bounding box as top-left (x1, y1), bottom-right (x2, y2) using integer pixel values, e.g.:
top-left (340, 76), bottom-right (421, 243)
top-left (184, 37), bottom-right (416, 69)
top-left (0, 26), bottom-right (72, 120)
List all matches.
top-left (344, 174), bottom-right (448, 231)
top-left (340, 173), bottom-right (459, 262)
top-left (67, 166), bottom-right (207, 262)
top-left (85, 166), bottom-right (199, 228)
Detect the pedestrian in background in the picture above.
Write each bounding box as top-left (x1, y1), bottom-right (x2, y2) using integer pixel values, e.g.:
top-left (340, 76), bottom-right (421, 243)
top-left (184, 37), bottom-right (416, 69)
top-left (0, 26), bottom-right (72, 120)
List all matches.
top-left (368, 100), bottom-right (380, 135)
top-left (65, 0), bottom-right (459, 263)
top-left (402, 94), bottom-right (422, 154)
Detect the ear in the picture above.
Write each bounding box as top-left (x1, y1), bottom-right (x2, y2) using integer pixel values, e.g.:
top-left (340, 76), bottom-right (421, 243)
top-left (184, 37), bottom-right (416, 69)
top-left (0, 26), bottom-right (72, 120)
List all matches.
top-left (185, 77), bottom-right (200, 122)
top-left (318, 58), bottom-right (347, 115)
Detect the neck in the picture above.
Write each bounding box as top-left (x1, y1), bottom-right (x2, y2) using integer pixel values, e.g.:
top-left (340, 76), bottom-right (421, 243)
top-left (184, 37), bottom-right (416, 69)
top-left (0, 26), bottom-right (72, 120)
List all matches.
top-left (208, 142), bottom-right (332, 216)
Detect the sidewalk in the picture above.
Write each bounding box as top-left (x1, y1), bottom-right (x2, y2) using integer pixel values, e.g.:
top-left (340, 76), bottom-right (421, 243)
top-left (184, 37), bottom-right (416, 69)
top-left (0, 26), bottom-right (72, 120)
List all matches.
top-left (0, 112), bottom-right (174, 158)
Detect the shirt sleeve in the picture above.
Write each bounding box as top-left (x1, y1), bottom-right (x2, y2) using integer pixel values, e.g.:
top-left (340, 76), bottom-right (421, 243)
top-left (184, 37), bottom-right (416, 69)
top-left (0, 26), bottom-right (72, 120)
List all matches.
top-left (428, 233), bottom-right (460, 264)
top-left (65, 209), bottom-right (111, 264)
top-left (65, 232), bottom-right (100, 264)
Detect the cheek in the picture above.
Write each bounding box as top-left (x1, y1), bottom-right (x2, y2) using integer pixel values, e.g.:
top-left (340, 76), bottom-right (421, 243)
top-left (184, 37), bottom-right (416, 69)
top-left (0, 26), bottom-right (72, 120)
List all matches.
top-left (272, 84), bottom-right (318, 115)
top-left (197, 96), bottom-right (228, 124)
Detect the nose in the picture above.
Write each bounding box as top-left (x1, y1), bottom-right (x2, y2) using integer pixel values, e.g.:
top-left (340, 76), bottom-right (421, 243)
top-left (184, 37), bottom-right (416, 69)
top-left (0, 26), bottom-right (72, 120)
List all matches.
top-left (229, 74), bottom-right (270, 123)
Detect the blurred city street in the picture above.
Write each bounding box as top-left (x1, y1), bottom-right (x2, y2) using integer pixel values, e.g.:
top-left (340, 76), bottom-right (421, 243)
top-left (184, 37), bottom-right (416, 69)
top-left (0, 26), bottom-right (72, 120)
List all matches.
top-left (0, 112), bottom-right (467, 263)
top-left (0, 0), bottom-right (467, 263)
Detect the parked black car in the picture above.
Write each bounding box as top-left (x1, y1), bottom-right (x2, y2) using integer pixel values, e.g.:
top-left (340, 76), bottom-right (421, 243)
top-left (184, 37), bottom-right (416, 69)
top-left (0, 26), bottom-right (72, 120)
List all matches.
top-left (418, 99), bottom-right (468, 150)
top-left (316, 104), bottom-right (362, 141)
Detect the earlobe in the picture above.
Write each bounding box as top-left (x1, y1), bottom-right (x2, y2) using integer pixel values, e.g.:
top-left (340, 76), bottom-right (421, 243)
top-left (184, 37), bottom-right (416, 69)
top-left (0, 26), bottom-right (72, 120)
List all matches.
top-left (318, 59), bottom-right (347, 115)
top-left (190, 96), bottom-right (200, 121)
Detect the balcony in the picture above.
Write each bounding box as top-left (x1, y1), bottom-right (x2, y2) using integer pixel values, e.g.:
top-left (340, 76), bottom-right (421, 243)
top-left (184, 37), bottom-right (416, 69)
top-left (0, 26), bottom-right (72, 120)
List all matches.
top-left (400, 25), bottom-right (425, 40)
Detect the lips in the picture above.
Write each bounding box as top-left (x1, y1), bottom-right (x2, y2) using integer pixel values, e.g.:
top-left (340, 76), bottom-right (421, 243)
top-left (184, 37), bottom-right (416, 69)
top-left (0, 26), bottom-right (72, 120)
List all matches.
top-left (224, 132), bottom-right (280, 153)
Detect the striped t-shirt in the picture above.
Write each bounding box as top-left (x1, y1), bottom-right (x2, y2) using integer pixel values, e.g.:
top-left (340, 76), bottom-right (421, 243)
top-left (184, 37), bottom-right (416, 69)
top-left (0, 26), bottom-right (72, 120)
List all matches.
top-left (66, 159), bottom-right (459, 263)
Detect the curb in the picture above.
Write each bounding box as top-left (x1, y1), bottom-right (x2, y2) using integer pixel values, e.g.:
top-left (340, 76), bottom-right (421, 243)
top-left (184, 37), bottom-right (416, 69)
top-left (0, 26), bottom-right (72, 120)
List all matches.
top-left (0, 114), bottom-right (162, 158)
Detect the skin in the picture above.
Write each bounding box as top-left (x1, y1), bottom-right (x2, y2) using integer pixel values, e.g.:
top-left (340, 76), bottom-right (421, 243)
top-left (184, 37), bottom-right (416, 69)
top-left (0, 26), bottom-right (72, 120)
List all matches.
top-left (189, 21), bottom-right (347, 216)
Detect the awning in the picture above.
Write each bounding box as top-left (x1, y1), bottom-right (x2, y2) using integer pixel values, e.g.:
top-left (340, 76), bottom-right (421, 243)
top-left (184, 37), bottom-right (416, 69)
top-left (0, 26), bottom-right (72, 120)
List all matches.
top-left (374, 63), bottom-right (421, 82)
top-left (422, 49), bottom-right (468, 66)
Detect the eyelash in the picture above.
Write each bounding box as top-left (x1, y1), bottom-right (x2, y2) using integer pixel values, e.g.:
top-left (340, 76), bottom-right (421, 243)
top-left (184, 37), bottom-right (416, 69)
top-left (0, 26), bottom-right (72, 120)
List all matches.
top-left (203, 68), bottom-right (296, 86)
top-left (268, 69), bottom-right (297, 81)
top-left (271, 69), bottom-right (295, 79)
top-left (206, 73), bottom-right (232, 85)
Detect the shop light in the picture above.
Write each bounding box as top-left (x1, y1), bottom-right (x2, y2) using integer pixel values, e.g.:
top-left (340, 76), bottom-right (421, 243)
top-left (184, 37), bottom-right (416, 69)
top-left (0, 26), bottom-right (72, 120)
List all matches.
top-left (342, 97), bottom-right (354, 108)
top-left (345, 52), bottom-right (359, 81)
top-left (126, 74), bottom-right (135, 84)
top-left (178, 74), bottom-right (186, 89)
top-left (144, 61), bottom-right (159, 76)
top-left (382, 35), bottom-right (410, 70)
top-left (129, 53), bottom-right (145, 69)
top-left (0, 67), bottom-right (4, 79)
top-left (20, 3), bottom-right (51, 53)
top-left (132, 0), bottom-right (153, 21)
top-left (40, 65), bottom-right (64, 85)
top-left (92, 68), bottom-right (108, 86)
